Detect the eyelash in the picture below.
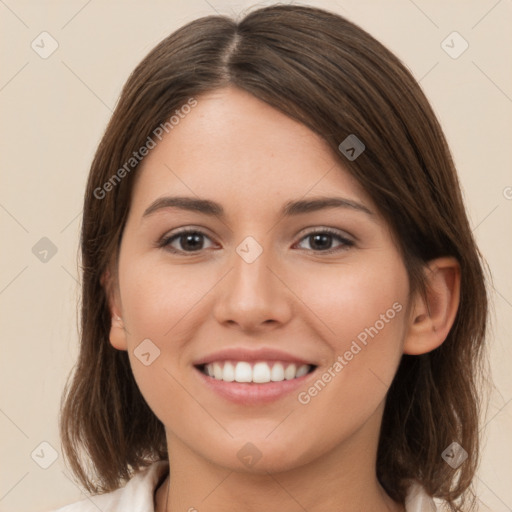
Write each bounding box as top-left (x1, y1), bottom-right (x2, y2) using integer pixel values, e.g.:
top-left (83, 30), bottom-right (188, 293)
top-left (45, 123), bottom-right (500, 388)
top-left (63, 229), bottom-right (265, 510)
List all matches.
top-left (158, 227), bottom-right (355, 256)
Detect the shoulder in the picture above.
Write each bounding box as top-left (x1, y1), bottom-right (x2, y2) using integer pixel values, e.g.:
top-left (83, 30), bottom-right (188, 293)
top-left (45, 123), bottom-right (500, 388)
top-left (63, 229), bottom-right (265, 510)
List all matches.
top-left (48, 460), bottom-right (169, 512)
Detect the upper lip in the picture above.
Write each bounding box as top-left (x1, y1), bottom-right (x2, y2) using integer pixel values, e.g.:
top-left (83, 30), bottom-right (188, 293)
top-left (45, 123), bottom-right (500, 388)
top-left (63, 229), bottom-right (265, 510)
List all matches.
top-left (193, 347), bottom-right (317, 367)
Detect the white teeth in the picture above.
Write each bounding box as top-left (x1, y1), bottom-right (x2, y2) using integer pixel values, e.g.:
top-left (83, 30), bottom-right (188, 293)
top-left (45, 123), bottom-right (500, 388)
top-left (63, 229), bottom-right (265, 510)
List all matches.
top-left (213, 362), bottom-right (223, 380)
top-left (202, 361), bottom-right (313, 383)
top-left (222, 361), bottom-right (235, 382)
top-left (235, 362), bottom-right (252, 382)
top-left (284, 363), bottom-right (297, 380)
top-left (253, 362), bottom-right (271, 383)
top-left (270, 363), bottom-right (285, 381)
top-left (295, 364), bottom-right (309, 378)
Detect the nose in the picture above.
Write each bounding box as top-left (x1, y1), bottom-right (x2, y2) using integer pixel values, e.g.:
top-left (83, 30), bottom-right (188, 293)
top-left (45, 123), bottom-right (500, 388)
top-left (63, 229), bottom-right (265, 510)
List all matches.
top-left (212, 242), bottom-right (293, 332)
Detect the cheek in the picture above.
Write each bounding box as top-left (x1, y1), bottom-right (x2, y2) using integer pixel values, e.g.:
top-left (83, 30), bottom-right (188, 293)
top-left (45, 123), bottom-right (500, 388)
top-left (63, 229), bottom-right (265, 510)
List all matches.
top-left (116, 260), bottom-right (217, 430)
top-left (293, 258), bottom-right (409, 347)
top-left (119, 258), bottom-right (214, 345)
top-left (292, 260), bottom-right (409, 430)
top-left (116, 257), bottom-right (213, 402)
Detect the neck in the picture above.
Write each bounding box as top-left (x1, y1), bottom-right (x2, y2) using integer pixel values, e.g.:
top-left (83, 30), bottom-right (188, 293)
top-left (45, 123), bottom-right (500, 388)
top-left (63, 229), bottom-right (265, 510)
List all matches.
top-left (155, 405), bottom-right (404, 512)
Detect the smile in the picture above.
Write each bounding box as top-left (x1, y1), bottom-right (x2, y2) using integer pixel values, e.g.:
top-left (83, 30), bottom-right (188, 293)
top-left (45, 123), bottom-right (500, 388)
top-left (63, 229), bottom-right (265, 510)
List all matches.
top-left (198, 360), bottom-right (316, 383)
top-left (193, 360), bottom-right (318, 405)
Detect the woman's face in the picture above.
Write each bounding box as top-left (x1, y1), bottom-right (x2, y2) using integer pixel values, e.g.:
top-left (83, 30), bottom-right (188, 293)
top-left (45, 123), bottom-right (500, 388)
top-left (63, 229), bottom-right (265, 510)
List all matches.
top-left (109, 85), bottom-right (411, 473)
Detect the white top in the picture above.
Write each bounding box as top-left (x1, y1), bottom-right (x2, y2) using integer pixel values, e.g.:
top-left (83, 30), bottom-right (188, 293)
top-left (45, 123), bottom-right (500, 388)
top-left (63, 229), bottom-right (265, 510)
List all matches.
top-left (50, 460), bottom-right (440, 511)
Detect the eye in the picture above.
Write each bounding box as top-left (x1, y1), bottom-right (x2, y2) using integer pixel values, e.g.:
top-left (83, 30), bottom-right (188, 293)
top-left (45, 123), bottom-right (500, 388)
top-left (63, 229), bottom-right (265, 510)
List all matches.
top-left (158, 227), bottom-right (354, 255)
top-left (159, 229), bottom-right (215, 254)
top-left (295, 228), bottom-right (354, 254)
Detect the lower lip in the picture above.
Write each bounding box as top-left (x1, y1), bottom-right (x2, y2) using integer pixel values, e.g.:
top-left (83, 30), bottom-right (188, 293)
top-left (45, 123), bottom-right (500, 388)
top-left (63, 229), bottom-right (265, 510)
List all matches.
top-left (193, 366), bottom-right (316, 405)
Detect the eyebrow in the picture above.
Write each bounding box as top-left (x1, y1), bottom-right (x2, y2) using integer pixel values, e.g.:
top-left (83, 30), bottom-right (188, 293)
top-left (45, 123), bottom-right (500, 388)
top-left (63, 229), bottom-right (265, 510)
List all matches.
top-left (142, 195), bottom-right (374, 219)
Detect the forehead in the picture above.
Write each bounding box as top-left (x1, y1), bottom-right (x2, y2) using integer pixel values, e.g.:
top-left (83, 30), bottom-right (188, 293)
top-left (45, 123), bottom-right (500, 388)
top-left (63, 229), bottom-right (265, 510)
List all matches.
top-left (129, 86), bottom-right (373, 217)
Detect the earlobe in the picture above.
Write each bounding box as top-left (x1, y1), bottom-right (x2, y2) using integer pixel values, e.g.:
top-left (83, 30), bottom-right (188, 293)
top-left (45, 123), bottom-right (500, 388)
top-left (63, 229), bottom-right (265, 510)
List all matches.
top-left (109, 313), bottom-right (128, 351)
top-left (101, 268), bottom-right (128, 351)
top-left (403, 257), bottom-right (461, 355)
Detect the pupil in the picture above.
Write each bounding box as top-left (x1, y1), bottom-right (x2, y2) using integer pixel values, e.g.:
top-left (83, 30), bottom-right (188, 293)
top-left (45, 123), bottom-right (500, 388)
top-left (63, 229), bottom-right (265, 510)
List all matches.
top-left (182, 233), bottom-right (202, 250)
top-left (311, 234), bottom-right (331, 250)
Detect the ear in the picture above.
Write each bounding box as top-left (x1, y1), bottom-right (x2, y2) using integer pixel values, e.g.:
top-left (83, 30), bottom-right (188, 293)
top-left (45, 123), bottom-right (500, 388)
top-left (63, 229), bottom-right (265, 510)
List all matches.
top-left (403, 257), bottom-right (461, 355)
top-left (101, 268), bottom-right (128, 351)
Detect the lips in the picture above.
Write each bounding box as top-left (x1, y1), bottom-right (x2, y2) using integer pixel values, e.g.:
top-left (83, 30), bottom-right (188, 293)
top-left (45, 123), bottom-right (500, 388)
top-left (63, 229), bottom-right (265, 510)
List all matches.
top-left (192, 347), bottom-right (318, 403)
top-left (194, 362), bottom-right (318, 405)
top-left (193, 347), bottom-right (317, 368)
top-left (193, 348), bottom-right (317, 383)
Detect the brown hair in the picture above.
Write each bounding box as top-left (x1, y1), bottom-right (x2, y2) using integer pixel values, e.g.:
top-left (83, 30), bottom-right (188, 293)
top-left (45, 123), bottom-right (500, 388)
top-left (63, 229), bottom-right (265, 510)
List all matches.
top-left (59, 5), bottom-right (489, 510)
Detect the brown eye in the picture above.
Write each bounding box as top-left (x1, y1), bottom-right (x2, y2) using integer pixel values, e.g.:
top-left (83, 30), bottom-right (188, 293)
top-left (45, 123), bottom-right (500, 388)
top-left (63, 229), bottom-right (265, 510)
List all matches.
top-left (296, 228), bottom-right (354, 253)
top-left (160, 229), bottom-right (215, 254)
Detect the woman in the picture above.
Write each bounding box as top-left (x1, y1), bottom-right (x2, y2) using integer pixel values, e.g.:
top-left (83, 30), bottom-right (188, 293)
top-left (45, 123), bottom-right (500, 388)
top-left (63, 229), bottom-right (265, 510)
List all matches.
top-left (53, 4), bottom-right (488, 511)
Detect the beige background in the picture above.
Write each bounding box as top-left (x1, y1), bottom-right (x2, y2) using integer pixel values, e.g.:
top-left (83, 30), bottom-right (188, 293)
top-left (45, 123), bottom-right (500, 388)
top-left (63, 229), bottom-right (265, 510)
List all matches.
top-left (0, 1), bottom-right (511, 511)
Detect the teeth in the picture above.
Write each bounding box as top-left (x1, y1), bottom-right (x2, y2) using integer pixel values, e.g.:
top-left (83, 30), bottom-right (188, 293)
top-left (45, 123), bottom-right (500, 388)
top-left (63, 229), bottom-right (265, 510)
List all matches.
top-left (284, 363), bottom-right (297, 380)
top-left (213, 362), bottom-right (223, 380)
top-left (203, 361), bottom-right (312, 383)
top-left (295, 364), bottom-right (309, 378)
top-left (222, 362), bottom-right (235, 382)
top-left (270, 363), bottom-right (285, 381)
top-left (253, 362), bottom-right (271, 383)
top-left (235, 362), bottom-right (252, 382)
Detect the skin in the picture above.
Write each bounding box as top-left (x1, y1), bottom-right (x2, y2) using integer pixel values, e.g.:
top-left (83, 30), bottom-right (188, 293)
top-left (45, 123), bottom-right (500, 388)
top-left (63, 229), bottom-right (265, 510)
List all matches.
top-left (105, 86), bottom-right (460, 512)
